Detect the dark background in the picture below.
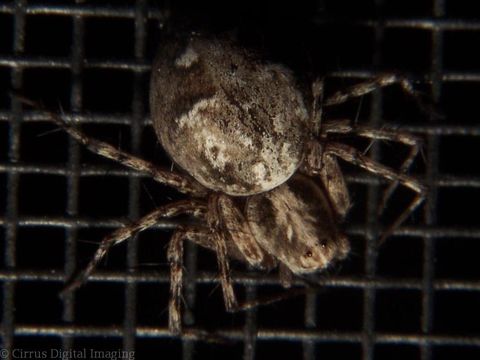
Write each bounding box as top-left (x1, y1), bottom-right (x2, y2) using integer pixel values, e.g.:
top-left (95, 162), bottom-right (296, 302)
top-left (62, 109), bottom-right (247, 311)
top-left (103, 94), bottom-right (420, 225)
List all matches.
top-left (1, 0), bottom-right (480, 359)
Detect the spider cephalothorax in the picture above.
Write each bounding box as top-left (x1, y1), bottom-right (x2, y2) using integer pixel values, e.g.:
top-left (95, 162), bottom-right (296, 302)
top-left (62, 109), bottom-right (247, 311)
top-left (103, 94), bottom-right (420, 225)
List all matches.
top-left (25, 33), bottom-right (426, 334)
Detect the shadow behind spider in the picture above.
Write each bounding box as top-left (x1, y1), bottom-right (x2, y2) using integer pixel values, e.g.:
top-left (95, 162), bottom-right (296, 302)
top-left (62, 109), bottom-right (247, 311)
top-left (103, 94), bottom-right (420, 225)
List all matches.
top-left (20, 73), bottom-right (426, 334)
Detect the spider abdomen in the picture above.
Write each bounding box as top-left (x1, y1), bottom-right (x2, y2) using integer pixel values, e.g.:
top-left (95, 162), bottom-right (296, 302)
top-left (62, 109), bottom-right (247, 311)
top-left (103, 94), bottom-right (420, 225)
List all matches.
top-left (150, 36), bottom-right (308, 196)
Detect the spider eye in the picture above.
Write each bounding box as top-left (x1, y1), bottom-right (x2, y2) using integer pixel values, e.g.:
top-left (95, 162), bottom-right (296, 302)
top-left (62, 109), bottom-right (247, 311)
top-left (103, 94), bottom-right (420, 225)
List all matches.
top-left (305, 250), bottom-right (313, 258)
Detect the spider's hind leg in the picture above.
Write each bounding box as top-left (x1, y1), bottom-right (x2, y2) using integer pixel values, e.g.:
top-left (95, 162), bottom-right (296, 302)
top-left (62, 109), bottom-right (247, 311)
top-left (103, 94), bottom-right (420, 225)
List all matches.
top-left (61, 200), bottom-right (205, 296)
top-left (16, 95), bottom-right (206, 197)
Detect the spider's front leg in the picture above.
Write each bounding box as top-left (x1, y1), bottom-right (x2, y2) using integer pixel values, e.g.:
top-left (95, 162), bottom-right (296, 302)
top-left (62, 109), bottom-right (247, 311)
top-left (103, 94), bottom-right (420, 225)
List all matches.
top-left (206, 194), bottom-right (274, 311)
top-left (322, 119), bottom-right (423, 214)
top-left (322, 73), bottom-right (439, 119)
top-left (167, 193), bottom-right (276, 333)
top-left (303, 140), bottom-right (351, 219)
top-left (325, 142), bottom-right (427, 243)
top-left (167, 228), bottom-right (189, 334)
top-left (167, 224), bottom-right (250, 334)
top-left (324, 73), bottom-right (417, 107)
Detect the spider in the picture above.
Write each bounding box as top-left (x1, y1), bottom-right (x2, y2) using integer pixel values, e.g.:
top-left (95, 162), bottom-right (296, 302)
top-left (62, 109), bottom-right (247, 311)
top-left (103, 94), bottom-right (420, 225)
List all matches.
top-left (20, 36), bottom-right (427, 334)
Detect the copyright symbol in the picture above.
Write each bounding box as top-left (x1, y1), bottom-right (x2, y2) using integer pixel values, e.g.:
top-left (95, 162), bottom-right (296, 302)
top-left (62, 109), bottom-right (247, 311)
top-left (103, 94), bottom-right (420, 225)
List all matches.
top-left (0, 349), bottom-right (8, 359)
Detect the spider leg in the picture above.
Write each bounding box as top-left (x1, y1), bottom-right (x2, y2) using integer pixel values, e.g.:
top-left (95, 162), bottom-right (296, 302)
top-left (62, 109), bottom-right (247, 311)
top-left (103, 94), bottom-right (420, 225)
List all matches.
top-left (324, 73), bottom-right (418, 106)
top-left (325, 142), bottom-right (427, 243)
top-left (214, 194), bottom-right (281, 311)
top-left (202, 193), bottom-right (277, 313)
top-left (303, 141), bottom-right (351, 219)
top-left (61, 200), bottom-right (206, 296)
top-left (323, 120), bottom-right (423, 214)
top-left (212, 232), bottom-right (238, 311)
top-left (215, 195), bottom-right (271, 268)
top-left (181, 229), bottom-right (305, 314)
top-left (278, 263), bottom-right (294, 288)
top-left (170, 220), bottom-right (242, 315)
top-left (323, 73), bottom-right (440, 119)
top-left (310, 78), bottom-right (325, 137)
top-left (169, 226), bottom-right (250, 334)
top-left (167, 229), bottom-right (186, 334)
top-left (168, 225), bottom-right (242, 333)
top-left (16, 96), bottom-right (207, 197)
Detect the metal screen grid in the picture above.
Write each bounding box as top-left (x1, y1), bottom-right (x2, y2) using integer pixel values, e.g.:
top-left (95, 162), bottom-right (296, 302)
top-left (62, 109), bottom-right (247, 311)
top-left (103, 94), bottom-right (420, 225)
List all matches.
top-left (1, 1), bottom-right (480, 359)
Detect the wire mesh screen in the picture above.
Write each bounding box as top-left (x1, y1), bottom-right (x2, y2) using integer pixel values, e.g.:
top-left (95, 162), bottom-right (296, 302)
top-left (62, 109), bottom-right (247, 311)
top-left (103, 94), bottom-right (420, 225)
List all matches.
top-left (1, 0), bottom-right (480, 359)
